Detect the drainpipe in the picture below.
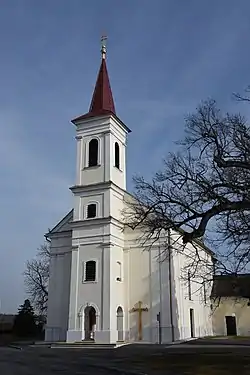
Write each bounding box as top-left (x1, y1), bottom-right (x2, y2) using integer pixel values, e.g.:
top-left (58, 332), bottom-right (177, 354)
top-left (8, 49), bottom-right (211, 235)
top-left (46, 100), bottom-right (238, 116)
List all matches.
top-left (101, 247), bottom-right (104, 330)
top-left (158, 244), bottom-right (163, 344)
top-left (168, 229), bottom-right (175, 342)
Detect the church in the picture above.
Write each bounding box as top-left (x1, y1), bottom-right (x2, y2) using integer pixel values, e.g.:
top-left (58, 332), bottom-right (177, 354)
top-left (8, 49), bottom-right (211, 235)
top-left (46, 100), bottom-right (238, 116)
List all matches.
top-left (45, 40), bottom-right (214, 344)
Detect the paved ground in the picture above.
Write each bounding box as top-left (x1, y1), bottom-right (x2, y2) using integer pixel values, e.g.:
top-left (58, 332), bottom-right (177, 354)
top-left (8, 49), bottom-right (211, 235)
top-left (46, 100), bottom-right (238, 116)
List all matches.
top-left (1, 341), bottom-right (250, 374)
top-left (186, 336), bottom-right (250, 345)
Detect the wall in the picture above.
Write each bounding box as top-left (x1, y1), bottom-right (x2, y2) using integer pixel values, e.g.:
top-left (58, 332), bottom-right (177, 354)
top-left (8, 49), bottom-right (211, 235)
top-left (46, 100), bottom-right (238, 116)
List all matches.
top-left (124, 226), bottom-right (178, 343)
top-left (212, 297), bottom-right (250, 336)
top-left (45, 233), bottom-right (72, 342)
top-left (171, 233), bottom-right (213, 339)
top-left (123, 224), bottom-right (213, 343)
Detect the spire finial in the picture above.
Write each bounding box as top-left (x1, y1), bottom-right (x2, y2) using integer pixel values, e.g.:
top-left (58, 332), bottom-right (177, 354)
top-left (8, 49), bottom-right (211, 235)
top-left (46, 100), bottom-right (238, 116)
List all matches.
top-left (101, 35), bottom-right (107, 60)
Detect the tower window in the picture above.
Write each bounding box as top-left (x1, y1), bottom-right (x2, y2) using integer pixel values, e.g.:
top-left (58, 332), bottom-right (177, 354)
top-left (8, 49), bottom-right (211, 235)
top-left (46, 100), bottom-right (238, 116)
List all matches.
top-left (114, 142), bottom-right (120, 169)
top-left (84, 261), bottom-right (96, 282)
top-left (88, 138), bottom-right (98, 167)
top-left (87, 203), bottom-right (97, 219)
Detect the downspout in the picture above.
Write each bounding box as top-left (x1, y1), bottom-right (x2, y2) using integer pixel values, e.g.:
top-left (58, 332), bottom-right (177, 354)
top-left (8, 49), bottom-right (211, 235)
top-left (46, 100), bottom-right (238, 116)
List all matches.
top-left (168, 229), bottom-right (175, 342)
top-left (158, 244), bottom-right (163, 344)
top-left (101, 247), bottom-right (104, 330)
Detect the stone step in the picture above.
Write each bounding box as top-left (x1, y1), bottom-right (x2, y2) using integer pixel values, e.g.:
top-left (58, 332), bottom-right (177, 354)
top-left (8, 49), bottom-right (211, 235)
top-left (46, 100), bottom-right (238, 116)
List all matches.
top-left (51, 345), bottom-right (115, 349)
top-left (51, 341), bottom-right (117, 349)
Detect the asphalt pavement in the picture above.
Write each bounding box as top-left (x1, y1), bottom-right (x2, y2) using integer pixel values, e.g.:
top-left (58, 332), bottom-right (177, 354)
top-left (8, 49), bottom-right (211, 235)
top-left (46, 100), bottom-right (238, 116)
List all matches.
top-left (1, 341), bottom-right (250, 375)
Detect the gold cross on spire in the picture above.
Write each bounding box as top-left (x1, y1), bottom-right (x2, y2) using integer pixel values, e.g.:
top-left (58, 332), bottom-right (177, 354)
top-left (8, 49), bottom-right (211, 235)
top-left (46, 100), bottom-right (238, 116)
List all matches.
top-left (101, 35), bottom-right (107, 59)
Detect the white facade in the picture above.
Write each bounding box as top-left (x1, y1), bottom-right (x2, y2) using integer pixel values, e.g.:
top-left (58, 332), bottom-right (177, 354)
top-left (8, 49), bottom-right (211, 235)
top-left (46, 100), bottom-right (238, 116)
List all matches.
top-left (45, 52), bottom-right (214, 344)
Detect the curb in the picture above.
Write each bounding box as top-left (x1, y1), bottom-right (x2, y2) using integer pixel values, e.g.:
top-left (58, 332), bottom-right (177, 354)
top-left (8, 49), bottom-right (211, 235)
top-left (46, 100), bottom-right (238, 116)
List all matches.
top-left (168, 337), bottom-right (197, 346)
top-left (8, 345), bottom-right (22, 350)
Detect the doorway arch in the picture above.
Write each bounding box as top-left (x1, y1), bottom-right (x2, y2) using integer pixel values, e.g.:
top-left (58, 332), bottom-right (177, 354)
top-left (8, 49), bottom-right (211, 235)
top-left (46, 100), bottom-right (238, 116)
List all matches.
top-left (84, 305), bottom-right (96, 341)
top-left (117, 306), bottom-right (124, 341)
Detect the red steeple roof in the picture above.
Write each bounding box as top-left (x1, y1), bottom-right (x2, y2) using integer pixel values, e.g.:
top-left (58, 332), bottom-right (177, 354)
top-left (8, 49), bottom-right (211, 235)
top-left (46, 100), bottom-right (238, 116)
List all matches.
top-left (89, 57), bottom-right (116, 116)
top-left (72, 39), bottom-right (116, 123)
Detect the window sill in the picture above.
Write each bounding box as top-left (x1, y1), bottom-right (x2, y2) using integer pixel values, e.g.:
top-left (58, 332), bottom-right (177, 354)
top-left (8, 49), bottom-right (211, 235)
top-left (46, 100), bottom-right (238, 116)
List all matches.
top-left (83, 164), bottom-right (101, 170)
top-left (82, 280), bottom-right (98, 284)
top-left (114, 166), bottom-right (122, 172)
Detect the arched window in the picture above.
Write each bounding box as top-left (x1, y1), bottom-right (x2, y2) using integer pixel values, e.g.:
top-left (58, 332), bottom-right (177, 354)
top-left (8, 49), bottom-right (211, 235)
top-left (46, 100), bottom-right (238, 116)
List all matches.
top-left (116, 306), bottom-right (124, 341)
top-left (87, 203), bottom-right (97, 219)
top-left (114, 142), bottom-right (120, 169)
top-left (88, 139), bottom-right (98, 167)
top-left (85, 261), bottom-right (96, 282)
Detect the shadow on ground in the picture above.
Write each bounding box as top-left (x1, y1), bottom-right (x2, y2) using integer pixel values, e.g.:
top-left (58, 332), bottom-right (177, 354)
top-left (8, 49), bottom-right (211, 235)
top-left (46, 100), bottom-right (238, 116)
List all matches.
top-left (186, 336), bottom-right (250, 346)
top-left (1, 343), bottom-right (250, 374)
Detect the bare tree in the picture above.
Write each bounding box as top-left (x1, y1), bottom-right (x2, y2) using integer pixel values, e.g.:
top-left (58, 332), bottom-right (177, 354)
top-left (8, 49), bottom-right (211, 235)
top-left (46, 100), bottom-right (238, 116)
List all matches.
top-left (234, 86), bottom-right (250, 103)
top-left (24, 243), bottom-right (50, 314)
top-left (125, 99), bottom-right (250, 276)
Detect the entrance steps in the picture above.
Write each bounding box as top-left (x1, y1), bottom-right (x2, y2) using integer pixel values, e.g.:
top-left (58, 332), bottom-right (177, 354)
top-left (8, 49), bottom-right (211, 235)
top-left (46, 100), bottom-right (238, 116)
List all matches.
top-left (50, 340), bottom-right (120, 349)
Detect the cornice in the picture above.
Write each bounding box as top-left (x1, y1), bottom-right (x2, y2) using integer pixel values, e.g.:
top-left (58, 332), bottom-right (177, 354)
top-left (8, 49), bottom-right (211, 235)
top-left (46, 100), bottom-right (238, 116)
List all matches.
top-left (71, 215), bottom-right (124, 230)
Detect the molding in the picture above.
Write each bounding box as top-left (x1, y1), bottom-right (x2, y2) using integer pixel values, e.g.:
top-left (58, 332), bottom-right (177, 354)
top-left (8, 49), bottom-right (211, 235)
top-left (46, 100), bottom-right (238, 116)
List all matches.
top-left (71, 215), bottom-right (124, 230)
top-left (76, 241), bottom-right (103, 247)
top-left (99, 242), bottom-right (115, 247)
top-left (50, 253), bottom-right (65, 258)
top-left (50, 249), bottom-right (73, 257)
top-left (70, 181), bottom-right (111, 193)
top-left (72, 232), bottom-right (124, 246)
top-left (72, 113), bottom-right (131, 134)
top-left (75, 136), bottom-right (82, 140)
top-left (73, 114), bottom-right (111, 127)
top-left (82, 164), bottom-right (101, 171)
top-left (48, 230), bottom-right (72, 239)
top-left (70, 180), bottom-right (126, 196)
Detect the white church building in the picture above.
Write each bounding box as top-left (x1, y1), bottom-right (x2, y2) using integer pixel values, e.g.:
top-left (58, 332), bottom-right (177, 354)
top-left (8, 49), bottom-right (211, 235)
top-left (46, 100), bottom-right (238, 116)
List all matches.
top-left (45, 40), bottom-right (214, 344)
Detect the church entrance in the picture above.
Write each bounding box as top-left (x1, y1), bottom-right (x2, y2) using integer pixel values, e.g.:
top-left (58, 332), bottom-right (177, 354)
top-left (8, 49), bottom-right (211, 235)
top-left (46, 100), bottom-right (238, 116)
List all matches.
top-left (225, 316), bottom-right (237, 336)
top-left (84, 306), bottom-right (96, 341)
top-left (117, 306), bottom-right (124, 341)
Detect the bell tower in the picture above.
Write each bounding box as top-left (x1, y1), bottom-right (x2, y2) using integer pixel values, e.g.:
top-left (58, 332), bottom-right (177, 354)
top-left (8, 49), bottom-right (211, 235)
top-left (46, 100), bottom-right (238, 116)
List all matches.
top-left (66, 38), bottom-right (130, 343)
top-left (71, 36), bottom-right (130, 192)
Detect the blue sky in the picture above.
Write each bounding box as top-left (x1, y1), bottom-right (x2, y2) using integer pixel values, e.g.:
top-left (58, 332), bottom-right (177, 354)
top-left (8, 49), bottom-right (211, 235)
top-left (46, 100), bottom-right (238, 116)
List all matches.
top-left (1, 0), bottom-right (250, 313)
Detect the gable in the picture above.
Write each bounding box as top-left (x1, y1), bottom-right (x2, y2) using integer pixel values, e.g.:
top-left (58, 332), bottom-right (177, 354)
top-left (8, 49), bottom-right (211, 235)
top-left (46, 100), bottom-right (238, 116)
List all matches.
top-left (46, 209), bottom-right (73, 237)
